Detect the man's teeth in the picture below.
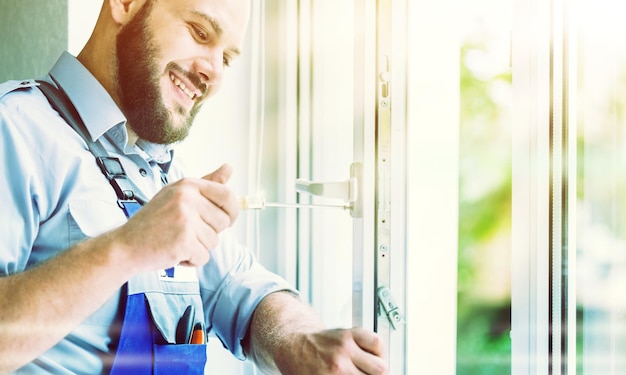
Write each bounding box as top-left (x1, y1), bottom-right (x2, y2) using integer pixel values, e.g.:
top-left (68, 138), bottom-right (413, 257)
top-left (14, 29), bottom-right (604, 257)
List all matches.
top-left (170, 74), bottom-right (196, 100)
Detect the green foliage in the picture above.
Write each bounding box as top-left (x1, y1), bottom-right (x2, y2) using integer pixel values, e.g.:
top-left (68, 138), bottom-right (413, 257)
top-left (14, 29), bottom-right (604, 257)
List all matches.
top-left (457, 304), bottom-right (511, 375)
top-left (457, 36), bottom-right (513, 374)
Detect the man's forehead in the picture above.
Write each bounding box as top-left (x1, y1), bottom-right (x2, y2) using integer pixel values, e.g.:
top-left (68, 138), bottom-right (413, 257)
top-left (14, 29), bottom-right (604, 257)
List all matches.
top-left (167, 0), bottom-right (250, 19)
top-left (167, 0), bottom-right (250, 37)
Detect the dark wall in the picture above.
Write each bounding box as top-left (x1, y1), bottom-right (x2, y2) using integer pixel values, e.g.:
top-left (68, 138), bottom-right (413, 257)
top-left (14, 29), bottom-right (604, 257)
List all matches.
top-left (0, 0), bottom-right (68, 81)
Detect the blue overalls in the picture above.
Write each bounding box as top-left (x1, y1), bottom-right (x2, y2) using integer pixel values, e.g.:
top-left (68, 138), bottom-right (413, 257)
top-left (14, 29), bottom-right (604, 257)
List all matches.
top-left (36, 81), bottom-right (209, 374)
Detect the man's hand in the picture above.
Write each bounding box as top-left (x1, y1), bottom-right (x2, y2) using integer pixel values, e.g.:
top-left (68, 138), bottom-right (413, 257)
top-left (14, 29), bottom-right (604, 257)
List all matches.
top-left (245, 292), bottom-right (389, 375)
top-left (111, 163), bottom-right (240, 273)
top-left (275, 328), bottom-right (388, 375)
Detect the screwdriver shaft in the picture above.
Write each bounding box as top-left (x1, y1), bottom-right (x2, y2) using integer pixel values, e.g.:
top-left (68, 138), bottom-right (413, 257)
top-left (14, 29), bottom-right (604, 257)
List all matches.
top-left (263, 202), bottom-right (348, 209)
top-left (239, 196), bottom-right (349, 210)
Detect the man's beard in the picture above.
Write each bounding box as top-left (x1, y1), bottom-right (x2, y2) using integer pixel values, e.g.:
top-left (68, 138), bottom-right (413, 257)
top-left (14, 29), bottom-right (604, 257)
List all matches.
top-left (114, 1), bottom-right (202, 145)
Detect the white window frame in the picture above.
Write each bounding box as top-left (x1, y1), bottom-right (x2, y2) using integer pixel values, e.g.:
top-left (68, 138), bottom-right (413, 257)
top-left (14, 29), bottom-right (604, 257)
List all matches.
top-left (354, 0), bottom-right (461, 372)
top-left (511, 0), bottom-right (552, 372)
top-left (511, 0), bottom-right (578, 373)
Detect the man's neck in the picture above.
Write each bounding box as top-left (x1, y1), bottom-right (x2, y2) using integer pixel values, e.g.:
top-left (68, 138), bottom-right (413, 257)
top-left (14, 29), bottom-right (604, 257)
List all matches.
top-left (126, 126), bottom-right (139, 147)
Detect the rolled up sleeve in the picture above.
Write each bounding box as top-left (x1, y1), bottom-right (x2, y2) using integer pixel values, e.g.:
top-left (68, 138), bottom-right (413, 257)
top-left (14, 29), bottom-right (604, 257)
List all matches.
top-left (197, 231), bottom-right (297, 359)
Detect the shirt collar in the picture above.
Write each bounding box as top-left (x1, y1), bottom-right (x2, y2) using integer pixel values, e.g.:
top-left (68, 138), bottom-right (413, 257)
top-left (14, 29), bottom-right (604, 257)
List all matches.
top-left (48, 51), bottom-right (173, 164)
top-left (49, 51), bottom-right (124, 143)
top-left (135, 139), bottom-right (175, 165)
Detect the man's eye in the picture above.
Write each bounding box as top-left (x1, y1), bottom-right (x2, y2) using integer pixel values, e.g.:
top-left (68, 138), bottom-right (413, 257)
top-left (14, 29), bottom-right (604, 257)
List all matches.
top-left (192, 24), bottom-right (209, 42)
top-left (223, 55), bottom-right (231, 67)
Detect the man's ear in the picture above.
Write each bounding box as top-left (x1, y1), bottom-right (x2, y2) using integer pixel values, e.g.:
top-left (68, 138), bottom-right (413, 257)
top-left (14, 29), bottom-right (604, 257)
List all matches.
top-left (109, 0), bottom-right (147, 25)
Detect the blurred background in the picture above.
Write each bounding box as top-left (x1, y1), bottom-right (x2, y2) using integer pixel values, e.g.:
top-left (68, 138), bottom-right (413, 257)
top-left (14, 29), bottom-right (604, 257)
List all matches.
top-left (456, 1), bottom-right (512, 374)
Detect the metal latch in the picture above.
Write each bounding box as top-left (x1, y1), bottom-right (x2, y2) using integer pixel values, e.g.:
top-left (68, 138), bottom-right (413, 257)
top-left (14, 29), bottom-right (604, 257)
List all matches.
top-left (238, 164), bottom-right (362, 215)
top-left (377, 286), bottom-right (405, 330)
top-left (295, 162), bottom-right (362, 218)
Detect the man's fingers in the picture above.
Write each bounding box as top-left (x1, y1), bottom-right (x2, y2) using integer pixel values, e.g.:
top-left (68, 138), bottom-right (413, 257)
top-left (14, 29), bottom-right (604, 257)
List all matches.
top-left (353, 350), bottom-right (388, 375)
top-left (200, 164), bottom-right (239, 225)
top-left (197, 181), bottom-right (240, 225)
top-left (350, 328), bottom-right (388, 375)
top-left (352, 328), bottom-right (385, 356)
top-left (203, 163), bottom-right (233, 184)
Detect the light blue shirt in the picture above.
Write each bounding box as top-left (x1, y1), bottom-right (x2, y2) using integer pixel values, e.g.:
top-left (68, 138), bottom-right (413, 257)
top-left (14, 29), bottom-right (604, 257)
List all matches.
top-left (0, 52), bottom-right (295, 374)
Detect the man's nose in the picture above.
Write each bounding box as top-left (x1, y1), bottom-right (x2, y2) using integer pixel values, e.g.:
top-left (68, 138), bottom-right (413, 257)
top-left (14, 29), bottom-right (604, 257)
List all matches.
top-left (193, 51), bottom-right (224, 86)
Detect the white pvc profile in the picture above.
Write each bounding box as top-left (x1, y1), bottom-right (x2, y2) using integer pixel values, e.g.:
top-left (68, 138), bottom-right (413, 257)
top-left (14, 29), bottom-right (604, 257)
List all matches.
top-left (565, 2), bottom-right (579, 372)
top-left (352, 0), bottom-right (377, 332)
top-left (511, 0), bottom-right (552, 373)
top-left (405, 0), bottom-right (460, 373)
top-left (552, 0), bottom-right (565, 370)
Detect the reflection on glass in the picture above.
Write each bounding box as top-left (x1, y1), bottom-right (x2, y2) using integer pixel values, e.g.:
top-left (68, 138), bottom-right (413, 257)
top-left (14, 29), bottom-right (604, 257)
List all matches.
top-left (578, 0), bottom-right (626, 372)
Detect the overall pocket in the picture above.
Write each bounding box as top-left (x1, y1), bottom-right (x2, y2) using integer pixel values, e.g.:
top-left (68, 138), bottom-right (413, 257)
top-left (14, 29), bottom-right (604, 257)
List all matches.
top-left (153, 343), bottom-right (207, 375)
top-left (110, 272), bottom-right (207, 375)
top-left (146, 287), bottom-right (207, 374)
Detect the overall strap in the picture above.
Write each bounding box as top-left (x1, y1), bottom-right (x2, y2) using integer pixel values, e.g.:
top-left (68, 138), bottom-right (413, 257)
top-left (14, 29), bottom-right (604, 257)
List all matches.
top-left (35, 81), bottom-right (205, 374)
top-left (36, 79), bottom-right (145, 214)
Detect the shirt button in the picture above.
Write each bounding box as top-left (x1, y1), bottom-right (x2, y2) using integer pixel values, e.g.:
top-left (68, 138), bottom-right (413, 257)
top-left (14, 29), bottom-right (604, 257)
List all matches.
top-left (139, 168), bottom-right (148, 177)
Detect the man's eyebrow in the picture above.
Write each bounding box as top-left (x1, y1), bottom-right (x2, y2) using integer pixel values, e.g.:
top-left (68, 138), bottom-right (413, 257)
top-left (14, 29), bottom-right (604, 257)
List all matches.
top-left (191, 10), bottom-right (223, 36)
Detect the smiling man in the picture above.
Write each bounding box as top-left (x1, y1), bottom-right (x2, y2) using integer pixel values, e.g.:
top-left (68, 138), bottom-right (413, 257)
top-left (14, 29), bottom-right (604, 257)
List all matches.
top-left (0, 0), bottom-right (388, 374)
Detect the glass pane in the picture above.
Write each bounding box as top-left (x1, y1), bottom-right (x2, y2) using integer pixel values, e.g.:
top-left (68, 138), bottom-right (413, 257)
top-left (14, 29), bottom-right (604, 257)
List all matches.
top-left (457, 0), bottom-right (513, 373)
top-left (577, 1), bottom-right (626, 373)
top-left (303, 0), bottom-right (355, 328)
top-left (243, 0), bottom-right (356, 329)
